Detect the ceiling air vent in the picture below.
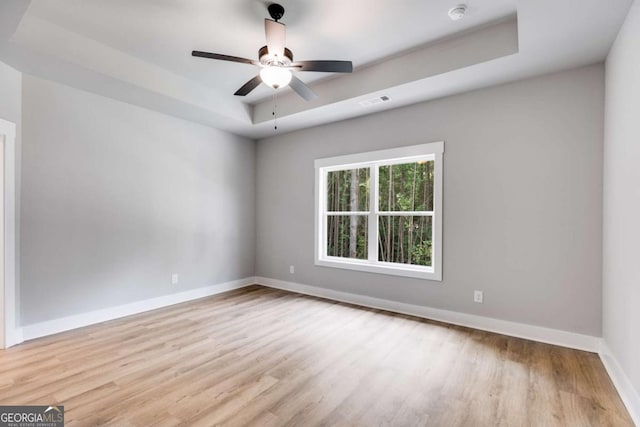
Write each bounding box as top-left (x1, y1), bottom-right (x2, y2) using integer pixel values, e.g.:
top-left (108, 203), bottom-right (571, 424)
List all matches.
top-left (358, 95), bottom-right (391, 107)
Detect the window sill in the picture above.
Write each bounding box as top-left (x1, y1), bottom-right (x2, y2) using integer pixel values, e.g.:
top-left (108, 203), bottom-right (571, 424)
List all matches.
top-left (315, 258), bottom-right (442, 281)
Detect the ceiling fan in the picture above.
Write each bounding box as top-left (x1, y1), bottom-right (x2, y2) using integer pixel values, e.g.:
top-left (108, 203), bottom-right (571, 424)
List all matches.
top-left (192, 3), bottom-right (353, 101)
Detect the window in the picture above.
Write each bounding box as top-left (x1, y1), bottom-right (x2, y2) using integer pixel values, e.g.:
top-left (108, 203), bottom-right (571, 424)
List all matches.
top-left (315, 142), bottom-right (443, 280)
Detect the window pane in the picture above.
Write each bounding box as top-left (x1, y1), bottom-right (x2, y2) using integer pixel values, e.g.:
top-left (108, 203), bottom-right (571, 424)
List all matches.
top-left (378, 161), bottom-right (434, 211)
top-left (378, 216), bottom-right (432, 267)
top-left (327, 168), bottom-right (370, 212)
top-left (327, 215), bottom-right (368, 259)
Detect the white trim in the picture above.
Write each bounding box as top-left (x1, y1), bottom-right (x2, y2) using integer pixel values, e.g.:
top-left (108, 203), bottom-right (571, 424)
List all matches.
top-left (314, 141), bottom-right (444, 168)
top-left (254, 276), bottom-right (601, 352)
top-left (368, 164), bottom-right (378, 263)
top-left (315, 142), bottom-right (444, 281)
top-left (6, 327), bottom-right (22, 347)
top-left (315, 258), bottom-right (435, 280)
top-left (0, 119), bottom-right (16, 350)
top-left (375, 211), bottom-right (434, 216)
top-left (21, 277), bottom-right (256, 342)
top-left (432, 149), bottom-right (443, 281)
top-left (599, 341), bottom-right (640, 426)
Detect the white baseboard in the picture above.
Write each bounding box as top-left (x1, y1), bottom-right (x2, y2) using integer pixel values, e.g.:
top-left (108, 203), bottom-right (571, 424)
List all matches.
top-left (254, 276), bottom-right (601, 353)
top-left (20, 277), bottom-right (256, 343)
top-left (600, 342), bottom-right (640, 426)
top-left (6, 327), bottom-right (23, 348)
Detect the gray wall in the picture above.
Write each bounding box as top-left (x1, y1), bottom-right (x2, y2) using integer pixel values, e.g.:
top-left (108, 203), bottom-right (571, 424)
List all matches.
top-left (0, 60), bottom-right (21, 124)
top-left (256, 64), bottom-right (605, 336)
top-left (21, 75), bottom-right (255, 325)
top-left (603, 0), bottom-right (640, 398)
top-left (0, 59), bottom-right (21, 328)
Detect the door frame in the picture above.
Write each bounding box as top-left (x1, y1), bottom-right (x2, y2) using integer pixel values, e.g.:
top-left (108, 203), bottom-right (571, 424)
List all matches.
top-left (0, 118), bottom-right (17, 349)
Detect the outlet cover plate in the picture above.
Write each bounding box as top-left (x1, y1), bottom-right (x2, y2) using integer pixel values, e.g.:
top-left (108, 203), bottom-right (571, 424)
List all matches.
top-left (474, 290), bottom-right (484, 303)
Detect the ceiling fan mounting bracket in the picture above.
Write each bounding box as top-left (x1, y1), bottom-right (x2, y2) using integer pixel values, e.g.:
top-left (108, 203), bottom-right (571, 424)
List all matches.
top-left (268, 3), bottom-right (285, 22)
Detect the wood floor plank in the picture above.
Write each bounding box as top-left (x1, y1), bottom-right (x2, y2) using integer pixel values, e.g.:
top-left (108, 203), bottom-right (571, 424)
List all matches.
top-left (0, 285), bottom-right (633, 427)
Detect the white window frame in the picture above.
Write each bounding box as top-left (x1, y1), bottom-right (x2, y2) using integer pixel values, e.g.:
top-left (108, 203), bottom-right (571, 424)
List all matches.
top-left (315, 141), bottom-right (444, 281)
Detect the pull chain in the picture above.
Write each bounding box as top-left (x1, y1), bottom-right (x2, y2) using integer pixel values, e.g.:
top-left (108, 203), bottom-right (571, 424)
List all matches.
top-left (272, 90), bottom-right (278, 131)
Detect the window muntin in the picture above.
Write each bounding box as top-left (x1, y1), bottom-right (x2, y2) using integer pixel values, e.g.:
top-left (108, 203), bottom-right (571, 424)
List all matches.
top-left (315, 142), bottom-right (443, 281)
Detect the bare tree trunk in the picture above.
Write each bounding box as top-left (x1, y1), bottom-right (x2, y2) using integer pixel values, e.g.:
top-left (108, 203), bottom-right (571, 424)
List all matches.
top-left (332, 176), bottom-right (341, 256)
top-left (364, 170), bottom-right (369, 256)
top-left (398, 217), bottom-right (404, 263)
top-left (349, 170), bottom-right (359, 258)
top-left (420, 163), bottom-right (428, 246)
top-left (387, 167), bottom-right (393, 261)
top-left (427, 161), bottom-right (432, 210)
top-left (379, 221), bottom-right (386, 261)
top-left (407, 163), bottom-right (417, 263)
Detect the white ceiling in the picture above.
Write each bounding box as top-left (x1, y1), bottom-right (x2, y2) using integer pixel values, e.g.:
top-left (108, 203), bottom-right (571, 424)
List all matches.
top-left (0, 0), bottom-right (634, 139)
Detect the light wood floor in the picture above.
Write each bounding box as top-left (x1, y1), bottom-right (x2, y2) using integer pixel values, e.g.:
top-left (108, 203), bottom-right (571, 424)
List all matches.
top-left (0, 285), bottom-right (633, 426)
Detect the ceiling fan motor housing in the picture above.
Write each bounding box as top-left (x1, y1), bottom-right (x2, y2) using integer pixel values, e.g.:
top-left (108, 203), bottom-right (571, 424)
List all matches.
top-left (259, 45), bottom-right (293, 66)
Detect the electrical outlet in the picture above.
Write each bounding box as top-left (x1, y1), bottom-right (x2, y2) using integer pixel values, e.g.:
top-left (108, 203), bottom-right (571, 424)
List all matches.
top-left (171, 274), bottom-right (179, 285)
top-left (474, 290), bottom-right (484, 303)
top-left (289, 265), bottom-right (295, 274)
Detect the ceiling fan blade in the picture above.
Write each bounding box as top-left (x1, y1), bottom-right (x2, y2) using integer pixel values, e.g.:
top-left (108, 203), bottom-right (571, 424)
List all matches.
top-left (192, 51), bottom-right (258, 66)
top-left (265, 19), bottom-right (286, 58)
top-left (292, 60), bottom-right (353, 73)
top-left (289, 75), bottom-right (317, 101)
top-left (234, 75), bottom-right (263, 96)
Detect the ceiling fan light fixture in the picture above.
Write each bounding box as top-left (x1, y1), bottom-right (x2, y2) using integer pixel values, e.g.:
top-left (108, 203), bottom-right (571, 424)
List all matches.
top-left (260, 66), bottom-right (292, 89)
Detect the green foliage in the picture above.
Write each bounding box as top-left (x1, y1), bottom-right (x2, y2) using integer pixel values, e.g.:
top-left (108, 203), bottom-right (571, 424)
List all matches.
top-left (411, 240), bottom-right (433, 266)
top-left (327, 215), bottom-right (368, 259)
top-left (327, 168), bottom-right (370, 212)
top-left (378, 216), bottom-right (432, 266)
top-left (326, 161), bottom-right (434, 266)
top-left (378, 161), bottom-right (433, 212)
